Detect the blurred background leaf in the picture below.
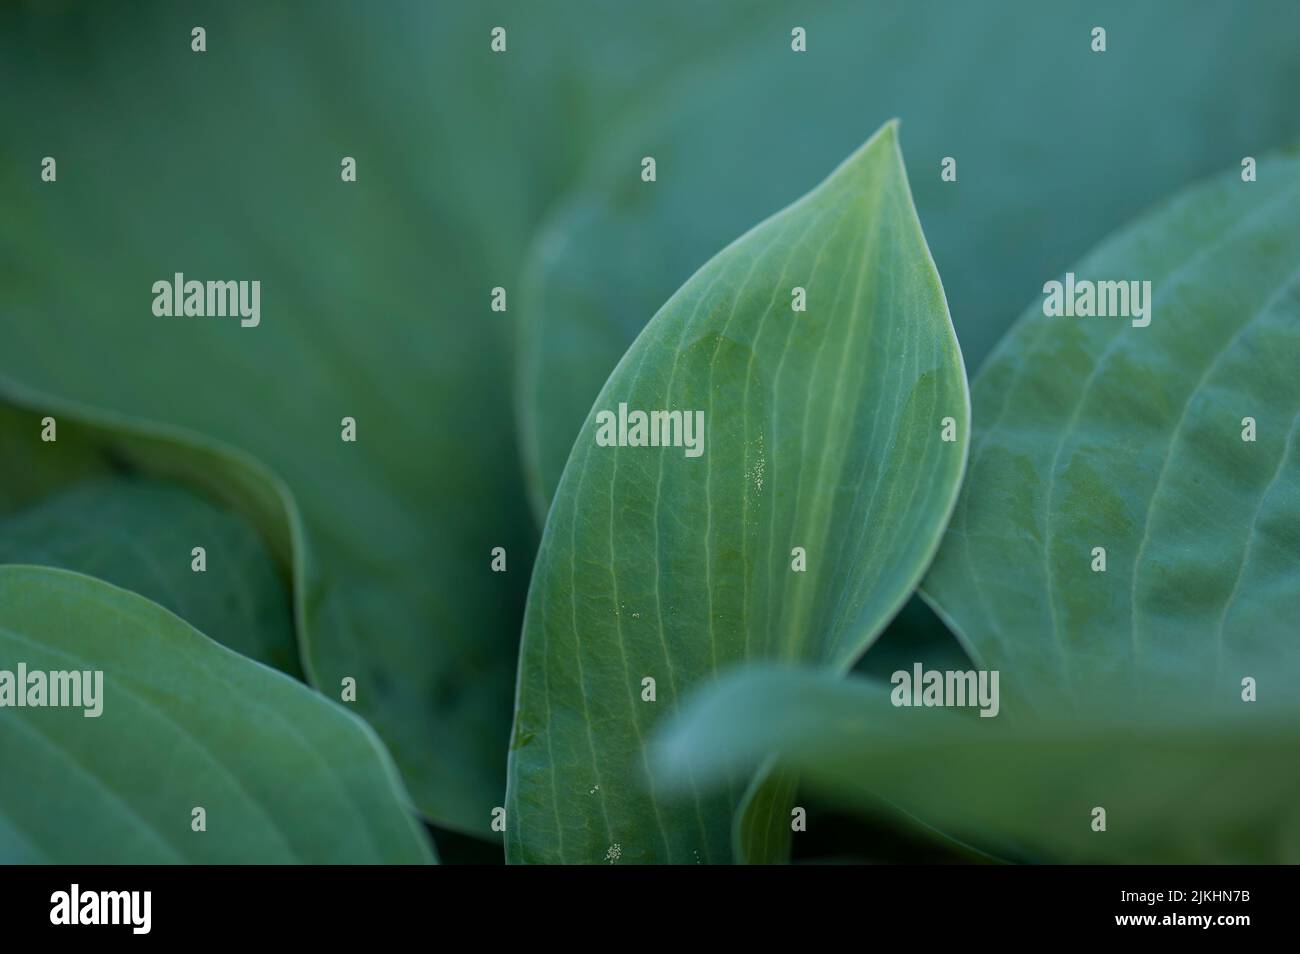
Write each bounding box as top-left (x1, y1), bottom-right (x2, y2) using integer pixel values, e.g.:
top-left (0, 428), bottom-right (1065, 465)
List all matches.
top-left (736, 593), bottom-right (979, 863)
top-left (0, 565), bottom-right (434, 863)
top-left (0, 387), bottom-right (302, 675)
top-left (657, 666), bottom-right (1300, 863)
top-left (0, 477), bottom-right (299, 676)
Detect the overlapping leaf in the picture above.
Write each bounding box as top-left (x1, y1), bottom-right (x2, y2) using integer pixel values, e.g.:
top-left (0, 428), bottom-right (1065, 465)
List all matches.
top-left (0, 566), bottom-right (434, 863)
top-left (657, 666), bottom-right (1300, 863)
top-left (0, 478), bottom-right (299, 676)
top-left (735, 594), bottom-right (977, 863)
top-left (0, 388), bottom-right (302, 675)
top-left (506, 123), bottom-right (969, 863)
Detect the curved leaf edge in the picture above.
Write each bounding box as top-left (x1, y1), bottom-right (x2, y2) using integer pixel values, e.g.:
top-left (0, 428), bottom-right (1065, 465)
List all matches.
top-left (0, 563), bottom-right (437, 863)
top-left (0, 373), bottom-right (314, 679)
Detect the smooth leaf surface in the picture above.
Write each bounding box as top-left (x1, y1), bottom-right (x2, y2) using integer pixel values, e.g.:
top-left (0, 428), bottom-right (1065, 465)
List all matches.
top-left (0, 388), bottom-right (303, 676)
top-left (923, 152), bottom-right (1300, 701)
top-left (518, 0), bottom-right (1300, 517)
top-left (506, 123), bottom-right (969, 863)
top-left (0, 478), bottom-right (299, 677)
top-left (0, 565), bottom-right (434, 863)
top-left (657, 666), bottom-right (1300, 863)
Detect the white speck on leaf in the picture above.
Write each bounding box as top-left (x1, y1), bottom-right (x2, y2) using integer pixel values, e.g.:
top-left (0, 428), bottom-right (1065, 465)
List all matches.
top-left (749, 434), bottom-right (766, 493)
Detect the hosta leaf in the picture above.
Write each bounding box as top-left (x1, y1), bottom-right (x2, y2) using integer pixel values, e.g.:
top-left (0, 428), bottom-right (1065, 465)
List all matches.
top-left (923, 152), bottom-right (1300, 700)
top-left (657, 666), bottom-right (1300, 863)
top-left (731, 763), bottom-right (799, 864)
top-left (518, 0), bottom-right (1300, 517)
top-left (0, 565), bottom-right (434, 863)
top-left (0, 479), bottom-right (299, 677)
top-left (506, 122), bottom-right (969, 863)
top-left (0, 388), bottom-right (301, 675)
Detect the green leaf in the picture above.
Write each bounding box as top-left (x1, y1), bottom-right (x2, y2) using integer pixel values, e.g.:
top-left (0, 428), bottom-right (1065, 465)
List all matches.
top-left (0, 388), bottom-right (304, 676)
top-left (518, 0), bottom-right (1300, 517)
top-left (731, 762), bottom-right (798, 864)
top-left (923, 152), bottom-right (1300, 701)
top-left (0, 478), bottom-right (299, 677)
top-left (0, 388), bottom-right (298, 567)
top-left (0, 565), bottom-right (434, 863)
top-left (656, 666), bottom-right (1300, 863)
top-left (506, 122), bottom-right (969, 863)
